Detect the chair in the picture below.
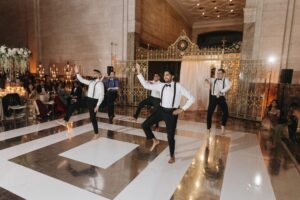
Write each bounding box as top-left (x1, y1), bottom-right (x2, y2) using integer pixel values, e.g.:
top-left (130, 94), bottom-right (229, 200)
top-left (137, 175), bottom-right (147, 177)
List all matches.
top-left (1, 93), bottom-right (28, 128)
top-left (35, 99), bottom-right (51, 120)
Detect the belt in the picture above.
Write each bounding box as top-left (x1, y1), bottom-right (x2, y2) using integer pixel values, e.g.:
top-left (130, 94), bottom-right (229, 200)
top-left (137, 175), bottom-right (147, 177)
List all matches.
top-left (86, 96), bottom-right (98, 100)
top-left (160, 106), bottom-right (177, 112)
top-left (150, 96), bottom-right (160, 99)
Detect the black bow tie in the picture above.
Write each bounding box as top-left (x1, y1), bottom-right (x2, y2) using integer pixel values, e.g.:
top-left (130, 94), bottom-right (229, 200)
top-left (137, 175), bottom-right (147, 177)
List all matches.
top-left (165, 84), bottom-right (171, 87)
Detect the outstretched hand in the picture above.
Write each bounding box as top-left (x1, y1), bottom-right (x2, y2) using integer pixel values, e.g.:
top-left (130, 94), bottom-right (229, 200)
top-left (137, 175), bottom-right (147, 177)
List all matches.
top-left (135, 63), bottom-right (141, 74)
top-left (74, 65), bottom-right (79, 74)
top-left (94, 105), bottom-right (99, 113)
top-left (173, 108), bottom-right (183, 115)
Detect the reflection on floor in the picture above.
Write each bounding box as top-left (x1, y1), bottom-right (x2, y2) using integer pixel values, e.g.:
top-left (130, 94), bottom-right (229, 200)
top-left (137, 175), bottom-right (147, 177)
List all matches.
top-left (0, 106), bottom-right (299, 200)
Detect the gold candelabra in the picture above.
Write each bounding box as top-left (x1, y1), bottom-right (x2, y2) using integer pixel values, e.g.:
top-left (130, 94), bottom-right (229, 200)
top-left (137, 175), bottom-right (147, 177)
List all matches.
top-left (50, 64), bottom-right (58, 81)
top-left (64, 61), bottom-right (72, 83)
top-left (38, 63), bottom-right (45, 80)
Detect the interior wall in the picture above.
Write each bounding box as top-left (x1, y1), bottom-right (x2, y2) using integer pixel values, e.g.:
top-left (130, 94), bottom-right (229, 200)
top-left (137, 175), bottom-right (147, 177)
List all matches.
top-left (38, 0), bottom-right (133, 76)
top-left (242, 0), bottom-right (300, 84)
top-left (0, 0), bottom-right (27, 47)
top-left (135, 0), bottom-right (192, 49)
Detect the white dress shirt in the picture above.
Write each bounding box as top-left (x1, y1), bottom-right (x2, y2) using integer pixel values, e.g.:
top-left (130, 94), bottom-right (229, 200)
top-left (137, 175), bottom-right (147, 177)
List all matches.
top-left (137, 74), bottom-right (195, 111)
top-left (208, 78), bottom-right (232, 96)
top-left (149, 81), bottom-right (161, 98)
top-left (76, 74), bottom-right (104, 106)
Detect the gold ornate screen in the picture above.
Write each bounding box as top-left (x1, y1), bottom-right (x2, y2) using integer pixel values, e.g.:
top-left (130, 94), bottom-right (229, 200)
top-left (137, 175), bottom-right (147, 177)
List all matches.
top-left (115, 31), bottom-right (266, 121)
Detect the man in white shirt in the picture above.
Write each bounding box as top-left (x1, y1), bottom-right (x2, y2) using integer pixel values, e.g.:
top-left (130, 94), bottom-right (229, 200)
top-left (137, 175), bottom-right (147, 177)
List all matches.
top-left (136, 63), bottom-right (195, 164)
top-left (57, 66), bottom-right (104, 134)
top-left (205, 68), bottom-right (232, 134)
top-left (133, 74), bottom-right (161, 125)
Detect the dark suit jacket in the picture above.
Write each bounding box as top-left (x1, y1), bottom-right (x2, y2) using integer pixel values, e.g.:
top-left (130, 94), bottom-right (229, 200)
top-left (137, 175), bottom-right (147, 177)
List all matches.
top-left (70, 86), bottom-right (82, 100)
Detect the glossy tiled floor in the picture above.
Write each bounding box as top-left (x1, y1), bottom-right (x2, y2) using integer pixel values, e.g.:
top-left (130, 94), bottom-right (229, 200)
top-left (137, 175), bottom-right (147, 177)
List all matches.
top-left (0, 106), bottom-right (299, 200)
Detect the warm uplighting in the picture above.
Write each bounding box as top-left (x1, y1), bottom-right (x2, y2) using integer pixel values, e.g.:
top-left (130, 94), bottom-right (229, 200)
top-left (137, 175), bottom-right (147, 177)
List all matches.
top-left (0, 86), bottom-right (26, 97)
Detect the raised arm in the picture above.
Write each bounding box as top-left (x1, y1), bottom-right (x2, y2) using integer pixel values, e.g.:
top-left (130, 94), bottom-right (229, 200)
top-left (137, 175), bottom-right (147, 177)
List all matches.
top-left (74, 65), bottom-right (91, 85)
top-left (205, 78), bottom-right (213, 84)
top-left (136, 63), bottom-right (161, 91)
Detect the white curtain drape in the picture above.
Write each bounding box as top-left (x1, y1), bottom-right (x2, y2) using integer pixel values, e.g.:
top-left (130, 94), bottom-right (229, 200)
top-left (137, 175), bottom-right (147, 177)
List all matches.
top-left (180, 56), bottom-right (221, 111)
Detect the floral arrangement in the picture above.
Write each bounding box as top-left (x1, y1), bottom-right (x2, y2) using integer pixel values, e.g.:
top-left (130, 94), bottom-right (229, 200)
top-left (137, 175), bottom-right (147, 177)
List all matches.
top-left (0, 45), bottom-right (31, 74)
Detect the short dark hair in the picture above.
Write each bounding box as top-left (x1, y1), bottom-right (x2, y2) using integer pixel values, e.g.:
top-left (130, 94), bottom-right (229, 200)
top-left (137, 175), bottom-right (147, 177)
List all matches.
top-left (218, 69), bottom-right (225, 73)
top-left (154, 73), bottom-right (160, 77)
top-left (93, 69), bottom-right (101, 74)
top-left (164, 69), bottom-right (175, 76)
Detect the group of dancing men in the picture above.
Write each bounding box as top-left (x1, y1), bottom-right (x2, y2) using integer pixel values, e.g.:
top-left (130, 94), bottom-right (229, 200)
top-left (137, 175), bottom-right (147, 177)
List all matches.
top-left (59, 64), bottom-right (231, 164)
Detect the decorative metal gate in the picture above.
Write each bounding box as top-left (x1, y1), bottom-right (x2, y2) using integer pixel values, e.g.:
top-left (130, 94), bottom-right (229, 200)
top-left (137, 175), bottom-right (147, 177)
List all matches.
top-left (114, 31), bottom-right (267, 121)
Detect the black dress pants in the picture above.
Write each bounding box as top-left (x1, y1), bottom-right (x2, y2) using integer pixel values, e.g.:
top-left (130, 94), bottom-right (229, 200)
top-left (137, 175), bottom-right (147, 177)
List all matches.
top-left (207, 95), bottom-right (228, 129)
top-left (64, 97), bottom-right (99, 134)
top-left (107, 91), bottom-right (117, 118)
top-left (141, 107), bottom-right (178, 157)
top-left (134, 96), bottom-right (160, 118)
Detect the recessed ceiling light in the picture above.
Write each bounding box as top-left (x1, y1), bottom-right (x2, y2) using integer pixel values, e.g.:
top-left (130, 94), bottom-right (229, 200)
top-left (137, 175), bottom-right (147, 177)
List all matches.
top-left (229, 0), bottom-right (233, 2)
top-left (217, 15), bottom-right (220, 18)
top-left (230, 9), bottom-right (234, 12)
top-left (197, 3), bottom-right (200, 6)
top-left (214, 6), bottom-right (217, 9)
top-left (202, 12), bottom-right (205, 15)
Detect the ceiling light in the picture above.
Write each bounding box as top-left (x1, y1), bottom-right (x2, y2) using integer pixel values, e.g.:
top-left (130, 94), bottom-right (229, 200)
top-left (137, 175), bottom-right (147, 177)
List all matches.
top-left (197, 3), bottom-right (200, 6)
top-left (230, 9), bottom-right (234, 12)
top-left (214, 6), bottom-right (217, 9)
top-left (217, 15), bottom-right (220, 18)
top-left (229, 0), bottom-right (233, 2)
top-left (202, 12), bottom-right (205, 15)
top-left (267, 55), bottom-right (276, 64)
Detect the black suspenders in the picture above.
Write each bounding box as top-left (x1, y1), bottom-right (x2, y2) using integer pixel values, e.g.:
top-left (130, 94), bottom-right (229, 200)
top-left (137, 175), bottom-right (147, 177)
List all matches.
top-left (212, 78), bottom-right (225, 95)
top-left (161, 82), bottom-right (177, 108)
top-left (92, 81), bottom-right (100, 98)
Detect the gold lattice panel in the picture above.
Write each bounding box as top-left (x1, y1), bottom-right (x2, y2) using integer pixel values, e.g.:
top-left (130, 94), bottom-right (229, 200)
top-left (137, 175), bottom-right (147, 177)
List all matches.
top-left (223, 59), bottom-right (267, 121)
top-left (114, 60), bottom-right (149, 106)
top-left (136, 31), bottom-right (225, 60)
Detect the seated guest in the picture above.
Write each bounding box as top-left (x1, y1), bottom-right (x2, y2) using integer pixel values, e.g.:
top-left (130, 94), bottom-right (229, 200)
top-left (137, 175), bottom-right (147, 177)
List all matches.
top-left (34, 85), bottom-right (51, 119)
top-left (68, 81), bottom-right (82, 106)
top-left (288, 107), bottom-right (298, 144)
top-left (262, 100), bottom-right (281, 131)
top-left (271, 117), bottom-right (287, 148)
top-left (57, 81), bottom-right (69, 107)
top-left (27, 83), bottom-right (36, 99)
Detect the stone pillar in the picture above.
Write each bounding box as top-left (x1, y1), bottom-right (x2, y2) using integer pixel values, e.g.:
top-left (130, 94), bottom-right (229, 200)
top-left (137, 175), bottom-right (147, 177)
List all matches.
top-left (241, 8), bottom-right (257, 60)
